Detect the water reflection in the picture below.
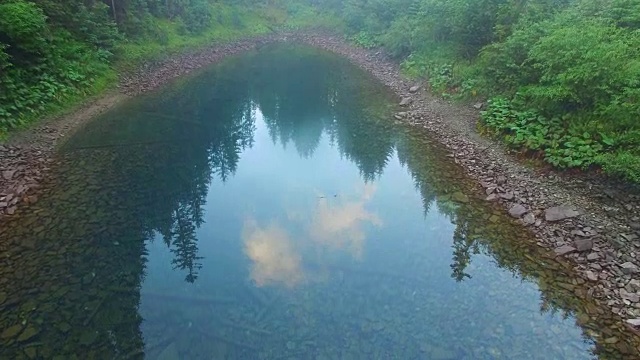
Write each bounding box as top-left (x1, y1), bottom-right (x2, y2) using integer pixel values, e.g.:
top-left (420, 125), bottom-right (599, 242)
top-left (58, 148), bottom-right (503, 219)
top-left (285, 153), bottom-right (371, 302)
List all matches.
top-left (243, 219), bottom-right (304, 287)
top-left (308, 184), bottom-right (381, 259)
top-left (244, 183), bottom-right (381, 287)
top-left (0, 43), bottom-right (638, 358)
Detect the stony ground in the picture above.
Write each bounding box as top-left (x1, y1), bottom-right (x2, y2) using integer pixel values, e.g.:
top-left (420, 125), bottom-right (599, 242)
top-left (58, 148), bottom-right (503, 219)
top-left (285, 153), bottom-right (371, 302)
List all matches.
top-left (1, 30), bottom-right (640, 352)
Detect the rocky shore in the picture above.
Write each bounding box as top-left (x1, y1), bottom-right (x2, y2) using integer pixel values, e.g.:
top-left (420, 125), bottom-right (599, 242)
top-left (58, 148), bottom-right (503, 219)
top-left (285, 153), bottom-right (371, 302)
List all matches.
top-left (1, 31), bottom-right (640, 353)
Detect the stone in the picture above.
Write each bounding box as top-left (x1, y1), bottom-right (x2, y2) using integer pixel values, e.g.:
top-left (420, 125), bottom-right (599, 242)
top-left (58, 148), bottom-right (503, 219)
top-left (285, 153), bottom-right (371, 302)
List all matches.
top-left (409, 85), bottom-right (420, 93)
top-left (630, 222), bottom-right (640, 231)
top-left (2, 170), bottom-right (16, 180)
top-left (523, 213), bottom-right (535, 225)
top-left (7, 207), bottom-right (16, 215)
top-left (621, 262), bottom-right (639, 274)
top-left (0, 292), bottom-right (6, 304)
top-left (554, 245), bottom-right (576, 256)
top-left (473, 102), bottom-right (484, 110)
top-left (626, 318), bottom-right (640, 327)
top-left (399, 97), bottom-right (412, 106)
top-left (604, 337), bottom-right (619, 344)
top-left (586, 252), bottom-right (600, 261)
top-left (499, 192), bottom-right (514, 200)
top-left (508, 204), bottom-right (527, 218)
top-left (452, 192), bottom-right (469, 203)
top-left (545, 206), bottom-right (580, 222)
top-left (485, 194), bottom-right (498, 202)
top-left (24, 347), bottom-right (37, 359)
top-left (496, 175), bottom-right (507, 185)
top-left (17, 327), bottom-right (39, 342)
top-left (1, 324), bottom-right (23, 339)
top-left (620, 289), bottom-right (640, 303)
top-left (573, 238), bottom-right (594, 252)
top-left (585, 271), bottom-right (598, 282)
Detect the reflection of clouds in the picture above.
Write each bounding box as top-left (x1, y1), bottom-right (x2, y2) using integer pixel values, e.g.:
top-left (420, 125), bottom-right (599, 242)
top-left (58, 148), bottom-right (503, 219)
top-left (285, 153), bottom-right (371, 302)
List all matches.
top-left (243, 219), bottom-right (304, 287)
top-left (243, 183), bottom-right (381, 287)
top-left (309, 184), bottom-right (381, 259)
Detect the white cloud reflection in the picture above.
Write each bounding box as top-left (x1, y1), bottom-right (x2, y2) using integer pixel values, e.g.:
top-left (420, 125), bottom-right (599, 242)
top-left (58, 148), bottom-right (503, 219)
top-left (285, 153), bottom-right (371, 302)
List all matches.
top-left (243, 183), bottom-right (382, 287)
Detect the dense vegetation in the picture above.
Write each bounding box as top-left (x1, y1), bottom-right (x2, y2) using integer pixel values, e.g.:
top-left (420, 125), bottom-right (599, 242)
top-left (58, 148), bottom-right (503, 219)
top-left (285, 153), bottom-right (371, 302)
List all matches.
top-left (0, 0), bottom-right (337, 135)
top-left (2, 0), bottom-right (639, 182)
top-left (313, 0), bottom-right (640, 183)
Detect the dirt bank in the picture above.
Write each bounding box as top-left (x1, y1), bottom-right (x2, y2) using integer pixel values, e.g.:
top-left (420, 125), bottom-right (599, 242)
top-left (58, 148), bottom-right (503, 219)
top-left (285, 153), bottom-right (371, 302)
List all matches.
top-left (1, 31), bottom-right (640, 354)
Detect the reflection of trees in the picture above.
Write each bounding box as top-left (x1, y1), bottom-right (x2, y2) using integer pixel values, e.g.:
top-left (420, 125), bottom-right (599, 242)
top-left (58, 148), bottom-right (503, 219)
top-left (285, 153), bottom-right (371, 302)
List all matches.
top-left (63, 57), bottom-right (256, 283)
top-left (249, 44), bottom-right (398, 180)
top-left (395, 126), bottom-right (640, 357)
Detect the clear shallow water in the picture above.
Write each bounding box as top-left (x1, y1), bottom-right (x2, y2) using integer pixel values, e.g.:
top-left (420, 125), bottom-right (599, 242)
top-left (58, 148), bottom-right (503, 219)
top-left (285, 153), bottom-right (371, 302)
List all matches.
top-left (0, 44), bottom-right (636, 359)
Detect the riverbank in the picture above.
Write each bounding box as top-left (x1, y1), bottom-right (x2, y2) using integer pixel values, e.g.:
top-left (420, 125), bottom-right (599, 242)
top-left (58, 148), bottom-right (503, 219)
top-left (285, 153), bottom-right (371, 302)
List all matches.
top-left (1, 31), bottom-right (640, 354)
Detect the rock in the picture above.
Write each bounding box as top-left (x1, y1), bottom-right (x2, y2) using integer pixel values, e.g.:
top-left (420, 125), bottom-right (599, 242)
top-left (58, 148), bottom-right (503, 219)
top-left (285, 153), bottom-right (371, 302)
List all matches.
top-left (399, 97), bottom-right (412, 106)
top-left (620, 289), bottom-right (640, 303)
top-left (621, 262), bottom-right (639, 274)
top-left (630, 222), bottom-right (640, 231)
top-left (24, 347), bottom-right (37, 359)
top-left (409, 85), bottom-right (420, 93)
top-left (523, 213), bottom-right (535, 225)
top-left (485, 194), bottom-right (498, 202)
top-left (499, 192), bottom-right (514, 200)
top-left (554, 245), bottom-right (576, 256)
top-left (473, 102), bottom-right (484, 110)
top-left (508, 204), bottom-right (527, 218)
top-left (17, 327), bottom-right (39, 342)
top-left (1, 324), bottom-right (23, 339)
top-left (585, 271), bottom-right (598, 282)
top-left (2, 170), bottom-right (16, 180)
top-left (0, 292), bottom-right (6, 304)
top-left (605, 337), bottom-right (619, 344)
top-left (573, 238), bottom-right (594, 252)
top-left (545, 206), bottom-right (580, 222)
top-left (586, 252), bottom-right (600, 261)
top-left (79, 331), bottom-right (98, 346)
top-left (7, 207), bottom-right (16, 215)
top-left (452, 192), bottom-right (469, 203)
top-left (496, 175), bottom-right (507, 185)
top-left (626, 318), bottom-right (640, 327)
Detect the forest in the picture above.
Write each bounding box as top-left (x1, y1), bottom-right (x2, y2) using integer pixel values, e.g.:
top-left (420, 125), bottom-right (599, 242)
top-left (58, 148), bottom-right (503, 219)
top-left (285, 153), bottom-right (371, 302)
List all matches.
top-left (1, 0), bottom-right (639, 182)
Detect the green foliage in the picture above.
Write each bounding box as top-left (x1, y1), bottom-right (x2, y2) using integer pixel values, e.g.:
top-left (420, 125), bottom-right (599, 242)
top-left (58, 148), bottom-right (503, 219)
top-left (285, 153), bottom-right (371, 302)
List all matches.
top-left (480, 96), bottom-right (640, 179)
top-left (0, 0), bottom-right (324, 135)
top-left (329, 0), bottom-right (640, 183)
top-left (182, 0), bottom-right (212, 34)
top-left (349, 31), bottom-right (379, 49)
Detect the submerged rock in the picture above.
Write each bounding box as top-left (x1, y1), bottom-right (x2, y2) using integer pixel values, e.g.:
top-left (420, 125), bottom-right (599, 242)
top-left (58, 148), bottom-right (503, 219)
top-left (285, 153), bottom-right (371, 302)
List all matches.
top-left (554, 245), bottom-right (576, 256)
top-left (399, 97), bottom-right (412, 106)
top-left (1, 324), bottom-right (23, 339)
top-left (451, 192), bottom-right (469, 203)
top-left (17, 327), bottom-right (39, 342)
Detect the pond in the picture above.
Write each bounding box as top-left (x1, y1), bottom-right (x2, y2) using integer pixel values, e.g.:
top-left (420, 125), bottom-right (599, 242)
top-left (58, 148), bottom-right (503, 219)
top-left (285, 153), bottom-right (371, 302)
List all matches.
top-left (0, 44), bottom-right (635, 359)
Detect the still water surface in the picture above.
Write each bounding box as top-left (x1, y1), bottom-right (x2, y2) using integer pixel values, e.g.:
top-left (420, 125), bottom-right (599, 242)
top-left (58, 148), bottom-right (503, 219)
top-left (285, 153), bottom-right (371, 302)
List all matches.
top-left (0, 44), bottom-right (627, 359)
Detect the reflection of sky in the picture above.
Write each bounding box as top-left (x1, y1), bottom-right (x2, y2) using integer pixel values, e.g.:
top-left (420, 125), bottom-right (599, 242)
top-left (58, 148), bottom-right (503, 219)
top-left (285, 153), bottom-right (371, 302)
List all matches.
top-left (140, 108), bottom-right (591, 357)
